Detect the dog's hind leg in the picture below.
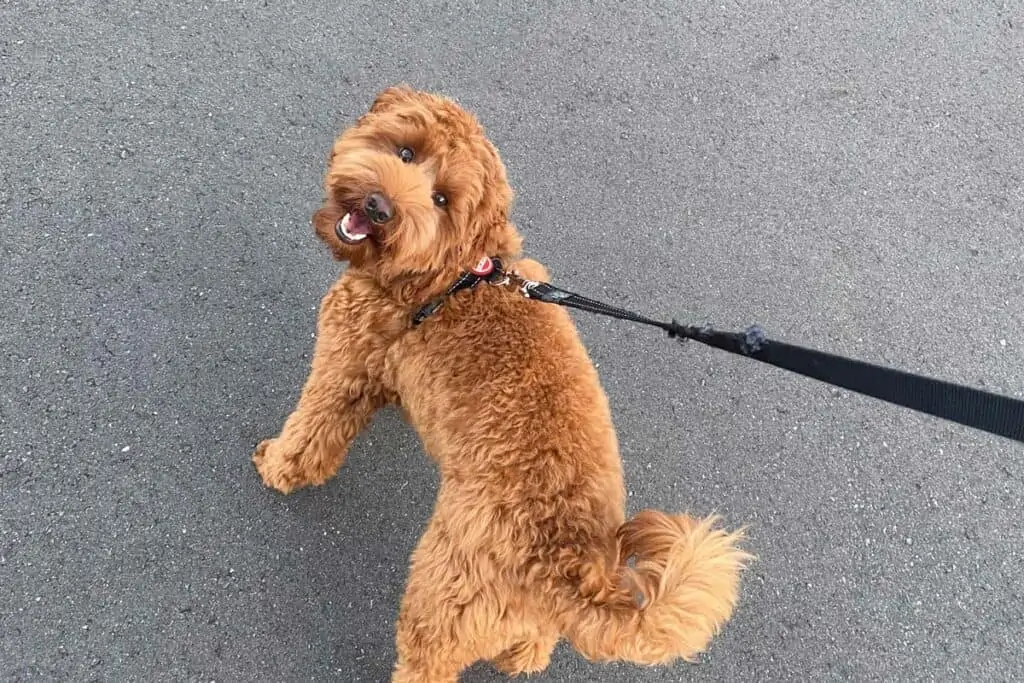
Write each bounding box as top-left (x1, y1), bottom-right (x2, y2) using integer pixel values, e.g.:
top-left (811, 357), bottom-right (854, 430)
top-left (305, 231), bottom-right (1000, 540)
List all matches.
top-left (392, 520), bottom-right (522, 682)
top-left (491, 629), bottom-right (559, 676)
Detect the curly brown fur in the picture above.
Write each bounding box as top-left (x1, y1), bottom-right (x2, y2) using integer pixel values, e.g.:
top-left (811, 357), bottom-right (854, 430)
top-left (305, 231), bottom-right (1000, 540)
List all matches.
top-left (253, 86), bottom-right (751, 682)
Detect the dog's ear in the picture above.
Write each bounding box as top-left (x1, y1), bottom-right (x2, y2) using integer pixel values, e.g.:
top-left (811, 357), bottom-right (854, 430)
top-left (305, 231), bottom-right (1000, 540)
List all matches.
top-left (463, 142), bottom-right (522, 259)
top-left (369, 85), bottom-right (416, 114)
top-left (469, 184), bottom-right (522, 260)
top-left (476, 216), bottom-right (522, 262)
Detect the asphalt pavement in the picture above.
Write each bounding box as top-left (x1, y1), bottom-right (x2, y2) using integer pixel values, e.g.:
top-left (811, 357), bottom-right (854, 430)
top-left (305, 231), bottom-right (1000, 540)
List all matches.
top-left (2, 1), bottom-right (1022, 680)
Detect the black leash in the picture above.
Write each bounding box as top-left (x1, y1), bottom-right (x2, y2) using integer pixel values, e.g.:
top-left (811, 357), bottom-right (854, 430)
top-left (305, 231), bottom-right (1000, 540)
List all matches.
top-left (513, 277), bottom-right (1024, 445)
top-left (412, 256), bottom-right (508, 326)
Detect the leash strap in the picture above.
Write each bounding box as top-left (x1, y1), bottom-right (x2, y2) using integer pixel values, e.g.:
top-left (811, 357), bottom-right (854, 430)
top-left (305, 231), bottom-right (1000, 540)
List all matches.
top-left (412, 271), bottom-right (479, 325)
top-left (516, 278), bottom-right (1024, 445)
top-left (412, 257), bottom-right (507, 326)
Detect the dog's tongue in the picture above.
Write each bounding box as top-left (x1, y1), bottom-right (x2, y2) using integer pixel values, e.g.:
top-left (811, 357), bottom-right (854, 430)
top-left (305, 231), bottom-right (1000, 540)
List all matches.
top-left (346, 211), bottom-right (373, 236)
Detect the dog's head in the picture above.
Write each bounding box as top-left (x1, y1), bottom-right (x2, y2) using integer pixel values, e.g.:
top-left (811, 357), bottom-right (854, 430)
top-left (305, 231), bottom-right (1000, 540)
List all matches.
top-left (313, 86), bottom-right (521, 285)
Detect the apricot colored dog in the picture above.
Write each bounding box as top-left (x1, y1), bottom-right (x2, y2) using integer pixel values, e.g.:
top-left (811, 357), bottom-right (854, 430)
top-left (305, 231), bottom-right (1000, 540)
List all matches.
top-left (253, 86), bottom-right (749, 682)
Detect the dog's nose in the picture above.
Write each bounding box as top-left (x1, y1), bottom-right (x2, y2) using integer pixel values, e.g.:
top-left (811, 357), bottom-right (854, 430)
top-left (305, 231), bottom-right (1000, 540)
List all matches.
top-left (363, 192), bottom-right (394, 224)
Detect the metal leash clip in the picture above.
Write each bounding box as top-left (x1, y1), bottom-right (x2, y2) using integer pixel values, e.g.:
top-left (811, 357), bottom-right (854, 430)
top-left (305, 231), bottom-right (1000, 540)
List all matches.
top-left (488, 272), bottom-right (510, 287)
top-left (520, 280), bottom-right (571, 304)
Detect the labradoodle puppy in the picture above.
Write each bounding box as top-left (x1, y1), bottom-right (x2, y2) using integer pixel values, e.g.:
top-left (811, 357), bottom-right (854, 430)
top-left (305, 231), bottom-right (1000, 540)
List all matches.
top-left (253, 86), bottom-right (749, 682)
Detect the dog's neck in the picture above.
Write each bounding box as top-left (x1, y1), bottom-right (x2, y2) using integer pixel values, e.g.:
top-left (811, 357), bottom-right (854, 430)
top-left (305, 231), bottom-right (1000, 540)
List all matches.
top-left (364, 258), bottom-right (489, 311)
top-left (357, 227), bottom-right (522, 314)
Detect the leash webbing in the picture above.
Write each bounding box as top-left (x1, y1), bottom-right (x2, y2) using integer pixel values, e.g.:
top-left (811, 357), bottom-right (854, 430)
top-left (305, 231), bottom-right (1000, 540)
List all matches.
top-left (513, 277), bottom-right (1024, 445)
top-left (412, 257), bottom-right (508, 326)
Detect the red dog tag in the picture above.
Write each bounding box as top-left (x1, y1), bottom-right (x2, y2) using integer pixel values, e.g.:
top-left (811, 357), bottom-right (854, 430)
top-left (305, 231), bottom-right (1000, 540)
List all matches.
top-left (469, 256), bottom-right (494, 276)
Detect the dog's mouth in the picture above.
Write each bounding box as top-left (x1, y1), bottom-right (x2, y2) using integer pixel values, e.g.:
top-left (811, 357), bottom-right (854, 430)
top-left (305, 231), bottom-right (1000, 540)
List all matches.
top-left (335, 210), bottom-right (374, 244)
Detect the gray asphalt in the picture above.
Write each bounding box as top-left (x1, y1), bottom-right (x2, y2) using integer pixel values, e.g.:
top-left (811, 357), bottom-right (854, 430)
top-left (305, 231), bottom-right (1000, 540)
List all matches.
top-left (2, 1), bottom-right (1023, 681)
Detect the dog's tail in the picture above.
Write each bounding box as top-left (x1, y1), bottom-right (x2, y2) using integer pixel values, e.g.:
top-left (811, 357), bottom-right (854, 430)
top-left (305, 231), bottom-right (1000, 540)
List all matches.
top-left (560, 510), bottom-right (751, 665)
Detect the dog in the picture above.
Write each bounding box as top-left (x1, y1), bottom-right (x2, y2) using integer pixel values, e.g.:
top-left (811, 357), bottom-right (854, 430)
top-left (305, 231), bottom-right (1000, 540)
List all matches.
top-left (253, 86), bottom-right (750, 682)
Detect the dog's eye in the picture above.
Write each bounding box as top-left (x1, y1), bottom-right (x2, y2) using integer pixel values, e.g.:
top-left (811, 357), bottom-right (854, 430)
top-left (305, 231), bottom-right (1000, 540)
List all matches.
top-left (397, 146), bottom-right (415, 163)
top-left (432, 191), bottom-right (448, 208)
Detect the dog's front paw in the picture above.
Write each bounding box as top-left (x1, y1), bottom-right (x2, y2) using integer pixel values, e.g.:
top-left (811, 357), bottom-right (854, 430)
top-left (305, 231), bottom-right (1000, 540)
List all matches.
top-left (252, 437), bottom-right (337, 494)
top-left (252, 438), bottom-right (301, 494)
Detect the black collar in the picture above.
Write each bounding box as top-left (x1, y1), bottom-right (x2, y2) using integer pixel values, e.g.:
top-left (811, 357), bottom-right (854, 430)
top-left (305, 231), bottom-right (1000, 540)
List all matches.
top-left (411, 256), bottom-right (506, 326)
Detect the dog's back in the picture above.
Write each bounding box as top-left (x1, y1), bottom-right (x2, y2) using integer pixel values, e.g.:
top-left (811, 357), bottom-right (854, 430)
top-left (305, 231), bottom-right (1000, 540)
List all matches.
top-left (385, 258), bottom-right (749, 673)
